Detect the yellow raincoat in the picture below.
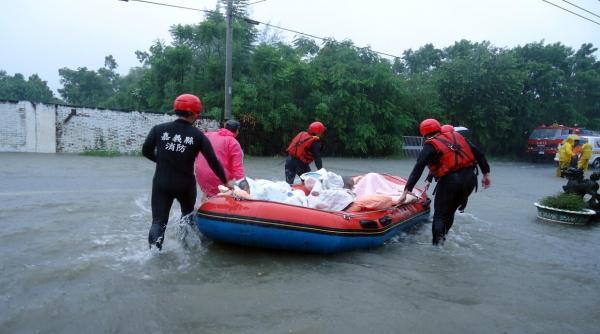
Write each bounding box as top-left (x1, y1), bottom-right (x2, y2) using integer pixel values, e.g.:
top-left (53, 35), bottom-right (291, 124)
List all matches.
top-left (577, 142), bottom-right (592, 171)
top-left (556, 135), bottom-right (577, 176)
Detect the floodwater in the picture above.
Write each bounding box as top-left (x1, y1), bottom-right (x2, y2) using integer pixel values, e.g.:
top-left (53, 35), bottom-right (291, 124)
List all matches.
top-left (0, 153), bottom-right (598, 334)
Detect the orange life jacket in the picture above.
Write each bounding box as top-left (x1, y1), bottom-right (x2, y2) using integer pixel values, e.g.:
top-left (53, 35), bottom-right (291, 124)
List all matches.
top-left (426, 131), bottom-right (476, 179)
top-left (287, 131), bottom-right (319, 164)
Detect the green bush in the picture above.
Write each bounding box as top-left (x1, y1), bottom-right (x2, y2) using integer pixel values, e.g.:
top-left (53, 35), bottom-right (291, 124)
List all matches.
top-left (539, 192), bottom-right (589, 212)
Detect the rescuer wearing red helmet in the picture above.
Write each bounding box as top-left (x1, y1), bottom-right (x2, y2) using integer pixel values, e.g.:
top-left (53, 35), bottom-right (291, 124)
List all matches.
top-left (440, 124), bottom-right (454, 133)
top-left (142, 93), bottom-right (231, 250)
top-left (424, 124), bottom-right (456, 190)
top-left (398, 118), bottom-right (491, 245)
top-left (284, 121), bottom-right (326, 184)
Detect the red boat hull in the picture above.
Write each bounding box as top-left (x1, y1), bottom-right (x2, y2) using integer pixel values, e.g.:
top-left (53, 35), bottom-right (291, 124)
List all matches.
top-left (194, 175), bottom-right (430, 253)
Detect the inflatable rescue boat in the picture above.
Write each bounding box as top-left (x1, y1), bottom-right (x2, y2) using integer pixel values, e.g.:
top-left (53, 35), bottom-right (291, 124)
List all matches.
top-left (194, 174), bottom-right (430, 254)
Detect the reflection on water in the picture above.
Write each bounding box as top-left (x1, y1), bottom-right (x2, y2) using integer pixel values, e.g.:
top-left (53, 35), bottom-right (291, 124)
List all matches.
top-left (0, 153), bottom-right (598, 334)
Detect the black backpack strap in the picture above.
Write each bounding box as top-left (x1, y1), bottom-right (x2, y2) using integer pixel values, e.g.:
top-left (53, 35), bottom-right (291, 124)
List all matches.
top-left (432, 134), bottom-right (462, 166)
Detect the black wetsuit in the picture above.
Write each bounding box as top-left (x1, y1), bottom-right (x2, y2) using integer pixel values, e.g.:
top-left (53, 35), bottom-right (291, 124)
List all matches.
top-left (404, 141), bottom-right (490, 244)
top-left (142, 119), bottom-right (227, 249)
top-left (285, 141), bottom-right (323, 184)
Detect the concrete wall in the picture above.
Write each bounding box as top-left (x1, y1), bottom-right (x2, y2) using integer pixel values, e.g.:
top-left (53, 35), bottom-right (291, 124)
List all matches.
top-left (0, 100), bottom-right (56, 153)
top-left (55, 105), bottom-right (175, 154)
top-left (0, 100), bottom-right (219, 154)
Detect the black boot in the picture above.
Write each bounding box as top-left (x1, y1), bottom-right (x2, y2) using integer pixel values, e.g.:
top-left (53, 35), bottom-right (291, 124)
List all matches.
top-left (148, 223), bottom-right (167, 250)
top-left (432, 218), bottom-right (446, 246)
top-left (432, 235), bottom-right (446, 246)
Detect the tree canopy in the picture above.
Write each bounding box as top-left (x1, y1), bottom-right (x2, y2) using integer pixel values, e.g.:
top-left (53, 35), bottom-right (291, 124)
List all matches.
top-left (1, 3), bottom-right (598, 157)
top-left (0, 71), bottom-right (56, 103)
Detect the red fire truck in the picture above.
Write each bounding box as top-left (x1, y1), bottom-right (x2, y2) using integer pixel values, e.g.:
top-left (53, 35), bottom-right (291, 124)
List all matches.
top-left (526, 124), bottom-right (581, 161)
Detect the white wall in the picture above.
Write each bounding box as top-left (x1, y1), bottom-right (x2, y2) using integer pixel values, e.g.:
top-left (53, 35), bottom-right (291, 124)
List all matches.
top-left (0, 100), bottom-right (219, 153)
top-left (0, 100), bottom-right (56, 153)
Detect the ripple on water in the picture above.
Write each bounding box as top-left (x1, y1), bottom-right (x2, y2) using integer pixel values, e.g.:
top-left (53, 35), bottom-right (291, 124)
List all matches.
top-left (388, 212), bottom-right (493, 258)
top-left (3, 154), bottom-right (600, 334)
top-left (61, 197), bottom-right (210, 282)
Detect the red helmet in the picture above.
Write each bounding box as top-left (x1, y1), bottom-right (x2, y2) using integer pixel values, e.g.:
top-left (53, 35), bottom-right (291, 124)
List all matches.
top-left (308, 121), bottom-right (326, 135)
top-left (173, 94), bottom-right (202, 116)
top-left (419, 118), bottom-right (441, 137)
top-left (440, 124), bottom-right (454, 133)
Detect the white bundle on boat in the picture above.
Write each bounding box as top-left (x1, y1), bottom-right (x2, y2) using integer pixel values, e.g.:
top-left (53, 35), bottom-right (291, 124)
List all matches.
top-left (220, 170), bottom-right (417, 212)
top-left (301, 169), bottom-right (354, 211)
top-left (284, 189), bottom-right (309, 207)
top-left (223, 170), bottom-right (352, 211)
top-left (246, 178), bottom-right (291, 202)
top-left (301, 168), bottom-right (345, 190)
top-left (307, 188), bottom-right (354, 211)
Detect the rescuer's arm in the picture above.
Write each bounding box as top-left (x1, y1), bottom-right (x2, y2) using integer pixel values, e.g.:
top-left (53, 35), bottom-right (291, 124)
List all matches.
top-left (311, 141), bottom-right (323, 170)
top-left (142, 126), bottom-right (157, 162)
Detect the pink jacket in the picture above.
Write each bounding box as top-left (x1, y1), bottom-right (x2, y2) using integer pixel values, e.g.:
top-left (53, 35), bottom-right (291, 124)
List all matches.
top-left (195, 128), bottom-right (245, 196)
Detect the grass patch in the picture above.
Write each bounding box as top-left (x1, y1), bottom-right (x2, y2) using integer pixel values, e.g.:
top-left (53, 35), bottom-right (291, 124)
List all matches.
top-left (539, 192), bottom-right (589, 211)
top-left (80, 150), bottom-right (121, 157)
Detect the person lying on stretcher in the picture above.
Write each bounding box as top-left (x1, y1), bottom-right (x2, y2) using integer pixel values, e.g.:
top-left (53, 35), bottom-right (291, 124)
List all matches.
top-left (342, 173), bottom-right (419, 212)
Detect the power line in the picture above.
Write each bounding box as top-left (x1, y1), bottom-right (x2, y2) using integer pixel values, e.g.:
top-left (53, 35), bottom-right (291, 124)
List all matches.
top-left (560, 0), bottom-right (600, 19)
top-left (119, 0), bottom-right (402, 58)
top-left (541, 0), bottom-right (600, 26)
top-left (247, 19), bottom-right (401, 58)
top-left (242, 0), bottom-right (268, 6)
top-left (253, 21), bottom-right (326, 42)
top-left (119, 0), bottom-right (219, 15)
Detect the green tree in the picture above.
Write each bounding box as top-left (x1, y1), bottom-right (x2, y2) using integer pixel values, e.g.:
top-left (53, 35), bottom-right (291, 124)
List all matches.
top-left (237, 41), bottom-right (311, 154)
top-left (102, 66), bottom-right (149, 111)
top-left (0, 71), bottom-right (56, 103)
top-left (438, 40), bottom-right (525, 154)
top-left (399, 44), bottom-right (445, 135)
top-left (513, 42), bottom-right (577, 127)
top-left (131, 9), bottom-right (257, 114)
top-left (403, 43), bottom-right (444, 74)
top-left (569, 43), bottom-right (600, 129)
top-left (58, 55), bottom-right (120, 106)
top-left (46, 4), bottom-right (599, 159)
top-left (307, 40), bottom-right (409, 156)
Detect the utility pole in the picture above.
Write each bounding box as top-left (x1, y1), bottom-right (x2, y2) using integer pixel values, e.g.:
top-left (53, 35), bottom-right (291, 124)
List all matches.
top-left (224, 0), bottom-right (233, 122)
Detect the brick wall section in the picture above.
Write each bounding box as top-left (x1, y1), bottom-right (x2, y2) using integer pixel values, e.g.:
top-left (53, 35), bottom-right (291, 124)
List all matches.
top-left (0, 100), bottom-right (219, 153)
top-left (54, 105), bottom-right (176, 153)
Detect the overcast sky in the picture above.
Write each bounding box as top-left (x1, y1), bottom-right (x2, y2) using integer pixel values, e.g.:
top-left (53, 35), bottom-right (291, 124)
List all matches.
top-left (1, 0), bottom-right (599, 95)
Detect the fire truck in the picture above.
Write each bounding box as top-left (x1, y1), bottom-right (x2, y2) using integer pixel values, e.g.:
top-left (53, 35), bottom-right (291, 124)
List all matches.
top-left (526, 124), bottom-right (581, 161)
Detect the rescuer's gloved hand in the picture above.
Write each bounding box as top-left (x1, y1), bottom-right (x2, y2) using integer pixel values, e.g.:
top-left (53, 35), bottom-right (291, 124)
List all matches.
top-left (482, 173), bottom-right (491, 189)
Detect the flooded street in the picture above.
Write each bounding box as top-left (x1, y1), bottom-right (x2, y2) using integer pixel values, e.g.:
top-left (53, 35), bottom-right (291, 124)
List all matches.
top-left (1, 153), bottom-right (598, 333)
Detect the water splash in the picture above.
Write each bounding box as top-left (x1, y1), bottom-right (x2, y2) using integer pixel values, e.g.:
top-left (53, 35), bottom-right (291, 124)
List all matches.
top-left (72, 195), bottom-right (209, 278)
top-left (393, 212), bottom-right (492, 256)
top-left (131, 195), bottom-right (151, 218)
top-left (456, 211), bottom-right (492, 228)
top-left (175, 213), bottom-right (205, 252)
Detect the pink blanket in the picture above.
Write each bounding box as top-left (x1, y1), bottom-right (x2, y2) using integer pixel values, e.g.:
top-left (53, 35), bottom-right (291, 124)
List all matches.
top-left (352, 173), bottom-right (405, 197)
